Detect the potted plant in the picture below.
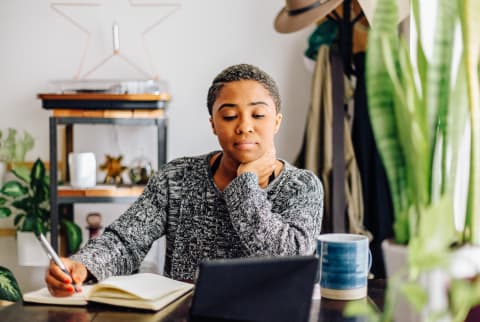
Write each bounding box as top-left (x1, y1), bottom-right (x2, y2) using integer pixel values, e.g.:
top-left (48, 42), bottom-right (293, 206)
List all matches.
top-left (0, 128), bottom-right (34, 186)
top-left (0, 159), bottom-right (82, 266)
top-left (345, 0), bottom-right (480, 321)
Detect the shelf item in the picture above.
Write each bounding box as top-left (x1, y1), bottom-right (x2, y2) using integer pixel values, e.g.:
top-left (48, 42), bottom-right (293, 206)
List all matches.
top-left (48, 79), bottom-right (169, 96)
top-left (38, 93), bottom-right (170, 110)
top-left (41, 93), bottom-right (168, 252)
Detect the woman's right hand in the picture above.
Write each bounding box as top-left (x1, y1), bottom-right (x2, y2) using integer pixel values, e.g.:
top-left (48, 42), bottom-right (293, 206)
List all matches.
top-left (45, 258), bottom-right (88, 297)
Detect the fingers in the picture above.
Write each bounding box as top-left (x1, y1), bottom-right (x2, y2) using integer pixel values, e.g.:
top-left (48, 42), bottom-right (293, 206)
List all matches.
top-left (45, 258), bottom-right (87, 297)
top-left (237, 148), bottom-right (277, 186)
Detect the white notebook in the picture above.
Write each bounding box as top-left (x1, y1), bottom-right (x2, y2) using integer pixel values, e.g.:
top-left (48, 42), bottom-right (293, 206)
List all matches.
top-left (23, 273), bottom-right (193, 311)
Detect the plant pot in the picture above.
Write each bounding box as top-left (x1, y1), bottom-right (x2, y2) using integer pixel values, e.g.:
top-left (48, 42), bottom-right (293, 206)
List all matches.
top-left (16, 231), bottom-right (50, 267)
top-left (382, 239), bottom-right (422, 322)
top-left (382, 240), bottom-right (480, 322)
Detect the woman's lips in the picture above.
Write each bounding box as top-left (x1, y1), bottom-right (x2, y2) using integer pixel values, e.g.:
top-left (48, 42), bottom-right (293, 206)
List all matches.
top-left (234, 141), bottom-right (257, 150)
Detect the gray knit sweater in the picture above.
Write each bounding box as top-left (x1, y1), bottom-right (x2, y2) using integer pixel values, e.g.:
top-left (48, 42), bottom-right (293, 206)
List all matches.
top-left (71, 152), bottom-right (323, 281)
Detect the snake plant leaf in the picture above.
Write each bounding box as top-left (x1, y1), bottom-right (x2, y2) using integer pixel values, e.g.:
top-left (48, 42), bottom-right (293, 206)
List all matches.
top-left (427, 0), bottom-right (457, 203)
top-left (411, 0), bottom-right (428, 95)
top-left (1, 181), bottom-right (28, 197)
top-left (61, 219), bottom-right (82, 254)
top-left (460, 0), bottom-right (480, 244)
top-left (367, 0), bottom-right (409, 243)
top-left (447, 57), bottom-right (470, 233)
top-left (0, 266), bottom-right (22, 302)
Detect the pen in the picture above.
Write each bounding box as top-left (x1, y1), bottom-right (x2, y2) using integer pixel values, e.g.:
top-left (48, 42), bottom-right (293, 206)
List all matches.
top-left (37, 233), bottom-right (78, 292)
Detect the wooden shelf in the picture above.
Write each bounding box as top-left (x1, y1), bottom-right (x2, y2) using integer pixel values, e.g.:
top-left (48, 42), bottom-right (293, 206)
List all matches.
top-left (38, 93), bottom-right (171, 101)
top-left (58, 185), bottom-right (145, 197)
top-left (51, 109), bottom-right (165, 119)
top-left (0, 228), bottom-right (16, 237)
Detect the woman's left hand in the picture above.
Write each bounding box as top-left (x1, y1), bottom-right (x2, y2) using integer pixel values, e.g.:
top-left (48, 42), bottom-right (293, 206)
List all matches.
top-left (237, 147), bottom-right (276, 187)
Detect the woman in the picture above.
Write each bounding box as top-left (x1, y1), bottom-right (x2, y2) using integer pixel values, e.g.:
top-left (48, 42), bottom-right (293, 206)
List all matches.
top-left (46, 64), bottom-right (324, 296)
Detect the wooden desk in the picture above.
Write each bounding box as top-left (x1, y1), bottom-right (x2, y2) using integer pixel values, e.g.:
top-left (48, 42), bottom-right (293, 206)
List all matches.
top-left (0, 280), bottom-right (385, 322)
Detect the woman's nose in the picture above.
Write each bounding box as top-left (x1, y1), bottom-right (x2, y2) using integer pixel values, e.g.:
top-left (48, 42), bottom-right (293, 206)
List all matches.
top-left (235, 117), bottom-right (254, 134)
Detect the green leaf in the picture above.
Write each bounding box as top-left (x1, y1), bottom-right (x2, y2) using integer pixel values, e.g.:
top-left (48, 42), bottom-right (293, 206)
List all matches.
top-left (13, 213), bottom-right (25, 227)
top-left (366, 0), bottom-right (410, 244)
top-left (400, 282), bottom-right (427, 311)
top-left (11, 166), bottom-right (30, 184)
top-left (30, 158), bottom-right (45, 186)
top-left (1, 181), bottom-right (28, 197)
top-left (0, 207), bottom-right (11, 218)
top-left (62, 219), bottom-right (83, 254)
top-left (0, 266), bottom-right (22, 302)
top-left (450, 278), bottom-right (480, 322)
top-left (0, 196), bottom-right (6, 205)
top-left (12, 198), bottom-right (32, 213)
top-left (20, 213), bottom-right (36, 232)
top-left (344, 299), bottom-right (380, 322)
top-left (461, 0), bottom-right (480, 245)
top-left (408, 196), bottom-right (456, 274)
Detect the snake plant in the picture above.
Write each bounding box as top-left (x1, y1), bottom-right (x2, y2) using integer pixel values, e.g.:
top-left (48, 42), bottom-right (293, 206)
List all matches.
top-left (346, 0), bottom-right (480, 321)
top-left (367, 0), bottom-right (479, 247)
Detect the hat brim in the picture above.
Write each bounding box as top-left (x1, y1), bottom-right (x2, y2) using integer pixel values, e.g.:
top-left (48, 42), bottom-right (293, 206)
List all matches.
top-left (274, 0), bottom-right (344, 33)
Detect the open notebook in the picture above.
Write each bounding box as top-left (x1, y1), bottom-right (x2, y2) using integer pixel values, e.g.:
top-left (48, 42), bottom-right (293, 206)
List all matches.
top-left (23, 273), bottom-right (193, 311)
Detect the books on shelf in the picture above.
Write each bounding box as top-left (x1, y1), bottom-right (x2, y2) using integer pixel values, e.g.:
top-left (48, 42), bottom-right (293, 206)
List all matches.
top-left (23, 273), bottom-right (193, 311)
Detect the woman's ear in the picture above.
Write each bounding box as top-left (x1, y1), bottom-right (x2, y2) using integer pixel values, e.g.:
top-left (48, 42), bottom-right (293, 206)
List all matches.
top-left (274, 113), bottom-right (283, 134)
top-left (210, 117), bottom-right (217, 135)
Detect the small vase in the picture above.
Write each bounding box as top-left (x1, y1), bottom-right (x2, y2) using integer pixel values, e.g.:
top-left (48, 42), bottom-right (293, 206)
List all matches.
top-left (16, 231), bottom-right (50, 267)
top-left (382, 239), bottom-right (422, 322)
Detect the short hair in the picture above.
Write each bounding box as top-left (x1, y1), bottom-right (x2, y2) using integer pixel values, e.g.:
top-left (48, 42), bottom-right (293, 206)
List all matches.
top-left (206, 64), bottom-right (281, 115)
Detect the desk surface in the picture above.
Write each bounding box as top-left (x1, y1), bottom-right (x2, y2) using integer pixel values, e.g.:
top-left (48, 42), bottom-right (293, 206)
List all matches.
top-left (0, 280), bottom-right (385, 322)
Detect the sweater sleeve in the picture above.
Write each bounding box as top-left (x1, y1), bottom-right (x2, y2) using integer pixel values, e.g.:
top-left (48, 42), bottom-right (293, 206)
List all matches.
top-left (70, 172), bottom-right (168, 281)
top-left (222, 170), bottom-right (323, 256)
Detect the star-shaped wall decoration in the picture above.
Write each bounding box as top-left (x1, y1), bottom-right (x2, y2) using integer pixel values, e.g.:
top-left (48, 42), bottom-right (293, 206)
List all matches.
top-left (51, 0), bottom-right (180, 79)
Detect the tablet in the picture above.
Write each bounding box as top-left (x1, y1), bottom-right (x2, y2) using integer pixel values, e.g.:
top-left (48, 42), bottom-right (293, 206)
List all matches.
top-left (190, 255), bottom-right (318, 322)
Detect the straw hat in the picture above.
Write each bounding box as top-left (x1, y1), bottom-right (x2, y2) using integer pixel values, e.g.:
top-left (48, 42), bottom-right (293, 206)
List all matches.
top-left (274, 0), bottom-right (343, 33)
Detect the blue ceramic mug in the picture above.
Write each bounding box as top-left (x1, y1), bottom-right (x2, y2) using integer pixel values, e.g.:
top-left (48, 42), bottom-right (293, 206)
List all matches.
top-left (317, 233), bottom-right (372, 300)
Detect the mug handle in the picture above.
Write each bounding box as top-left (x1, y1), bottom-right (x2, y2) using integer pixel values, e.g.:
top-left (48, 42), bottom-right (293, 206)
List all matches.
top-left (368, 249), bottom-right (372, 271)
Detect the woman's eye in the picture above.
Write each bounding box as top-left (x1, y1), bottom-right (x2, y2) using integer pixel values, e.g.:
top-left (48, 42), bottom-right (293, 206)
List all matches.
top-left (253, 114), bottom-right (265, 119)
top-left (223, 115), bottom-right (237, 121)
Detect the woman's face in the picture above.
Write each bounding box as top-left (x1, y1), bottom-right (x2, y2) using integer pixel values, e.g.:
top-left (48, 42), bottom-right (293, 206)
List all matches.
top-left (210, 80), bottom-right (282, 165)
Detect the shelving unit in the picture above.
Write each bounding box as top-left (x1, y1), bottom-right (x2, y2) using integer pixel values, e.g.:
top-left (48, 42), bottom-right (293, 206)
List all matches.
top-left (39, 93), bottom-right (169, 252)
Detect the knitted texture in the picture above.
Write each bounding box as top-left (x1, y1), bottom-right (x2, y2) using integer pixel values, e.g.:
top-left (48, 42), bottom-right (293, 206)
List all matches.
top-left (71, 151), bottom-right (324, 281)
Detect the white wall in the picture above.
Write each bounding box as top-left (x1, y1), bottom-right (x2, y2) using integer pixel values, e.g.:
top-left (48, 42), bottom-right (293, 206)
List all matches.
top-left (0, 0), bottom-right (313, 292)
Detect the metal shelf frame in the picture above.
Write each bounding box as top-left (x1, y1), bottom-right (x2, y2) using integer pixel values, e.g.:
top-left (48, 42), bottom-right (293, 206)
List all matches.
top-left (48, 114), bottom-right (167, 252)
